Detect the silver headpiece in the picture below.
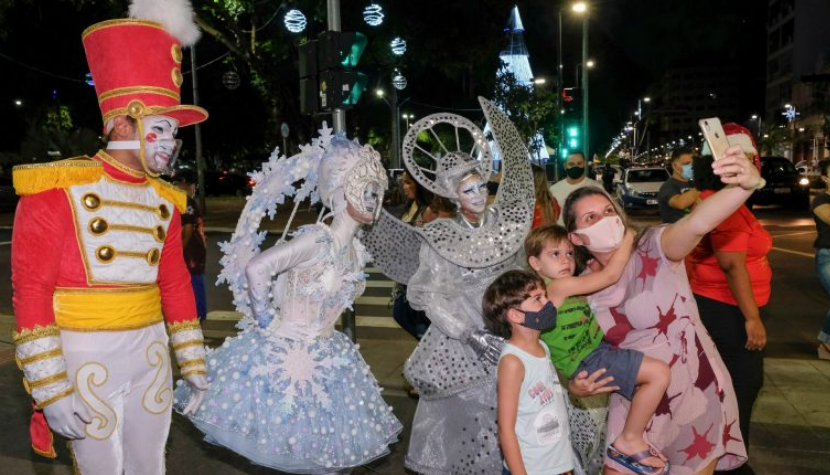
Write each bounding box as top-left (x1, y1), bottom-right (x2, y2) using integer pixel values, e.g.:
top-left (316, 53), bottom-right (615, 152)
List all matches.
top-left (318, 136), bottom-right (388, 217)
top-left (402, 113), bottom-right (493, 199)
top-left (344, 145), bottom-right (388, 220)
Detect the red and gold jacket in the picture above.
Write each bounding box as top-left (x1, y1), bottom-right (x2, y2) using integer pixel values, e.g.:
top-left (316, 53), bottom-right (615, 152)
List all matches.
top-left (11, 151), bottom-right (206, 456)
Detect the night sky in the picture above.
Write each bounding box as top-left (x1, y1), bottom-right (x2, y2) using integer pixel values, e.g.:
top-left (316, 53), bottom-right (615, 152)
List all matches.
top-left (0, 0), bottom-right (768, 160)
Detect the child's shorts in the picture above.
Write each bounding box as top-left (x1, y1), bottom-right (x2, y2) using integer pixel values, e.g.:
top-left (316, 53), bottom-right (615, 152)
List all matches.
top-left (572, 342), bottom-right (644, 400)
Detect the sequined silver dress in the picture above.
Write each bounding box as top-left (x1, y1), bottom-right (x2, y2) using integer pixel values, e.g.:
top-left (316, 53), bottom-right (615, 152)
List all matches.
top-left (362, 98), bottom-right (534, 474)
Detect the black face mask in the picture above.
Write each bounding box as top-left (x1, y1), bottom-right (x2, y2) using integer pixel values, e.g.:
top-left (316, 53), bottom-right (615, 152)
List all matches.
top-left (566, 167), bottom-right (585, 179)
top-left (515, 301), bottom-right (558, 331)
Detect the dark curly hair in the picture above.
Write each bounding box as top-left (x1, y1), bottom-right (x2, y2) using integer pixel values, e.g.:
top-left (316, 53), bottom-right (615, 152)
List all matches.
top-left (482, 270), bottom-right (544, 339)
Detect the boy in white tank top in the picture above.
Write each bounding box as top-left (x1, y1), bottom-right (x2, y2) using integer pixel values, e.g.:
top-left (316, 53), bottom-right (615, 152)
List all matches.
top-left (483, 270), bottom-right (573, 475)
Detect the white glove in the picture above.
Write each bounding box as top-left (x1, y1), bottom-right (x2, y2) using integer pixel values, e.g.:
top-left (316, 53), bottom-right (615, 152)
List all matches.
top-left (42, 392), bottom-right (92, 440)
top-left (182, 373), bottom-right (208, 416)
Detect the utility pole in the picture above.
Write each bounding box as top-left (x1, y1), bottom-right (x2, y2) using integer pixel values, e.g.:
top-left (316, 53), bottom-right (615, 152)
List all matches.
top-left (327, 0), bottom-right (345, 133)
top-left (327, 0), bottom-right (355, 341)
top-left (555, 9), bottom-right (563, 182)
top-left (390, 85), bottom-right (399, 170)
top-left (190, 44), bottom-right (206, 213)
top-left (581, 14), bottom-right (589, 159)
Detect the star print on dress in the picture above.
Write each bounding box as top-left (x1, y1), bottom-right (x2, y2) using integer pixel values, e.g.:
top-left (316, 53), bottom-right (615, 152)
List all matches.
top-left (722, 419), bottom-right (742, 447)
top-left (693, 334), bottom-right (717, 393)
top-left (649, 294), bottom-right (680, 342)
top-left (635, 247), bottom-right (660, 287)
top-left (680, 424), bottom-right (716, 463)
top-left (604, 307), bottom-right (634, 346)
top-left (654, 391), bottom-right (682, 419)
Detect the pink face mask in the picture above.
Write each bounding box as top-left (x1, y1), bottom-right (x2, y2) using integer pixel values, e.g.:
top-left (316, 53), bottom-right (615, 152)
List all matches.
top-left (575, 215), bottom-right (625, 253)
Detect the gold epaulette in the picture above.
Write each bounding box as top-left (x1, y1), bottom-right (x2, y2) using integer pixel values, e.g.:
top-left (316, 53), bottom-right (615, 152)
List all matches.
top-left (148, 177), bottom-right (187, 214)
top-left (12, 157), bottom-right (103, 196)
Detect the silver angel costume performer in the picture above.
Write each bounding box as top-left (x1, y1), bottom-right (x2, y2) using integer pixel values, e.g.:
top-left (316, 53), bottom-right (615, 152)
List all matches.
top-left (362, 98), bottom-right (533, 474)
top-left (174, 128), bottom-right (402, 474)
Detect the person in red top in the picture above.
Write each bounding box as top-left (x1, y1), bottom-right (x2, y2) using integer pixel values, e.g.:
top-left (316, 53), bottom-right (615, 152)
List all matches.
top-left (531, 164), bottom-right (560, 229)
top-left (11, 2), bottom-right (209, 473)
top-left (686, 153), bottom-right (771, 475)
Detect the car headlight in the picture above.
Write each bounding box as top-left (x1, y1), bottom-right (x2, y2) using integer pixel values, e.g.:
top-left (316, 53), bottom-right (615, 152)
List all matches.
top-left (799, 177), bottom-right (810, 186)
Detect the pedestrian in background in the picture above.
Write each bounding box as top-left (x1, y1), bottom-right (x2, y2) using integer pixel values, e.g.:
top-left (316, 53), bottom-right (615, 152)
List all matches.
top-left (811, 159), bottom-right (830, 361)
top-left (686, 153), bottom-right (771, 475)
top-left (657, 147), bottom-right (699, 224)
top-left (602, 162), bottom-right (616, 194)
top-left (175, 171), bottom-right (208, 322)
top-left (392, 171), bottom-right (433, 341)
top-left (549, 151), bottom-right (602, 225)
top-left (531, 165), bottom-right (559, 229)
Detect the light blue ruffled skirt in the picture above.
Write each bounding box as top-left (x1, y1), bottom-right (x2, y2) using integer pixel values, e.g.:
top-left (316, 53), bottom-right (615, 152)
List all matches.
top-left (174, 329), bottom-right (402, 474)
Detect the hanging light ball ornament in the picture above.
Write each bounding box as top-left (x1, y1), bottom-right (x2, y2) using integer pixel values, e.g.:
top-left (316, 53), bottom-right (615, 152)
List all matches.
top-left (363, 3), bottom-right (384, 27)
top-left (284, 9), bottom-right (307, 33)
top-left (390, 37), bottom-right (407, 56)
top-left (222, 71), bottom-right (240, 90)
top-left (392, 73), bottom-right (407, 90)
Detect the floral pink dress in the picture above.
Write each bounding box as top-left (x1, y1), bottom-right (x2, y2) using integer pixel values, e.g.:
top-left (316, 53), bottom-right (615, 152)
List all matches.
top-left (588, 227), bottom-right (748, 474)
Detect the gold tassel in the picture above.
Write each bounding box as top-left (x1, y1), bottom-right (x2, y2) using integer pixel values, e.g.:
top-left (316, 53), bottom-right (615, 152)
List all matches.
top-left (148, 178), bottom-right (187, 214)
top-left (12, 159), bottom-right (103, 196)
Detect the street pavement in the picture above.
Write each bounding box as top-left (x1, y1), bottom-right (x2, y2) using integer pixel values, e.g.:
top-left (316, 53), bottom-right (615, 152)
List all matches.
top-left (0, 200), bottom-right (829, 474)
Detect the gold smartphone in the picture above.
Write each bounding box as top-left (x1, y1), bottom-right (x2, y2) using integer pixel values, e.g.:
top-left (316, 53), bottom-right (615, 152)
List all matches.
top-left (699, 117), bottom-right (731, 161)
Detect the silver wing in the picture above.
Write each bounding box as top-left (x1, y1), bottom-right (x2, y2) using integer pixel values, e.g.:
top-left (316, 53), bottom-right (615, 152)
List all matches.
top-left (479, 97), bottom-right (535, 207)
top-left (359, 208), bottom-right (422, 284)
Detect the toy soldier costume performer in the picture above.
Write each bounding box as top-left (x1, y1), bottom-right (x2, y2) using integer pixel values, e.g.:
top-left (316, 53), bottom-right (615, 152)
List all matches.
top-left (11, 1), bottom-right (209, 473)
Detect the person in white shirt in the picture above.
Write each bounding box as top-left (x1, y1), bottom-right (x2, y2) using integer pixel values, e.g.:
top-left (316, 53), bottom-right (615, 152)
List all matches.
top-left (549, 152), bottom-right (602, 225)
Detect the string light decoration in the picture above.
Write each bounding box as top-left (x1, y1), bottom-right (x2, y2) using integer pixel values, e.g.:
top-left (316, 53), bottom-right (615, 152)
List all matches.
top-left (222, 71), bottom-right (240, 90)
top-left (390, 37), bottom-right (407, 56)
top-left (284, 9), bottom-right (307, 33)
top-left (363, 3), bottom-right (384, 26)
top-left (392, 71), bottom-right (407, 90)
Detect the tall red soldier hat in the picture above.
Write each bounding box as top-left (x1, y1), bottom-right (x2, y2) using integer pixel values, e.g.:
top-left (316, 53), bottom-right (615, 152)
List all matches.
top-left (82, 0), bottom-right (208, 129)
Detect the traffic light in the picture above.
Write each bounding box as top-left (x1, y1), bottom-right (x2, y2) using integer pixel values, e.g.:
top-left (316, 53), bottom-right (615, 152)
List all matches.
top-left (299, 31), bottom-right (369, 115)
top-left (567, 126), bottom-right (581, 150)
top-left (562, 87), bottom-right (582, 121)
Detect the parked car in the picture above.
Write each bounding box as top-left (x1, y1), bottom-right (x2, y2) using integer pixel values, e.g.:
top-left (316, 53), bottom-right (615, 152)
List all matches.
top-left (794, 160), bottom-right (823, 188)
top-left (205, 171), bottom-right (254, 196)
top-left (751, 156), bottom-right (810, 209)
top-left (616, 167), bottom-right (669, 209)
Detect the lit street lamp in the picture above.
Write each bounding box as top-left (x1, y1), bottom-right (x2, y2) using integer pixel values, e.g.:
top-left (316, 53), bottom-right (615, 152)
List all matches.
top-left (533, 77), bottom-right (547, 85)
top-left (402, 113), bottom-right (415, 129)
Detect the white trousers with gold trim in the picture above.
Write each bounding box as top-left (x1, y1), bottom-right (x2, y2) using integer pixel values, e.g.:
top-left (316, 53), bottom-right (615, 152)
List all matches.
top-left (61, 322), bottom-right (172, 474)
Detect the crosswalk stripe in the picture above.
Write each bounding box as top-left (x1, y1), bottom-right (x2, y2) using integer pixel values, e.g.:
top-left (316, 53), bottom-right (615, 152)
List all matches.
top-left (366, 281), bottom-right (395, 288)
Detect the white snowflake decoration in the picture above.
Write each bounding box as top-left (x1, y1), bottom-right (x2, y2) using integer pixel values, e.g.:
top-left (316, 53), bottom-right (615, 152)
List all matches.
top-left (217, 125), bottom-right (335, 329)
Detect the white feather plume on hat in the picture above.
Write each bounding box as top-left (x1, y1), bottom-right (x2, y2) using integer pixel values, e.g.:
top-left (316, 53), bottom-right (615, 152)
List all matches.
top-left (129, 0), bottom-right (201, 46)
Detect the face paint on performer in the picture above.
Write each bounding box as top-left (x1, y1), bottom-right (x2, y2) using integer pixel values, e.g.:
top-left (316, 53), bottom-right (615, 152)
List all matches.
top-left (455, 173), bottom-right (488, 216)
top-left (141, 116), bottom-right (181, 174)
top-left (346, 181), bottom-right (384, 224)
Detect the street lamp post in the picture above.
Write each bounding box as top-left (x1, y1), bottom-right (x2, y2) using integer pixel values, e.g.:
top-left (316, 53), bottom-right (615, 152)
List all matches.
top-left (572, 2), bottom-right (589, 158)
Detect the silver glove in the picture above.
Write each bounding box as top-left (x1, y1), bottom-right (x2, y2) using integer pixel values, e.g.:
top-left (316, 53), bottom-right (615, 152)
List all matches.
top-left (466, 327), bottom-right (505, 365)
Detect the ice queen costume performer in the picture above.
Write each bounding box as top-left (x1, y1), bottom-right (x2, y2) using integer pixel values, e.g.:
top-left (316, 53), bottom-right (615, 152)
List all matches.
top-left (10, 1), bottom-right (209, 473)
top-left (174, 126), bottom-right (402, 474)
top-left (362, 98), bottom-right (534, 474)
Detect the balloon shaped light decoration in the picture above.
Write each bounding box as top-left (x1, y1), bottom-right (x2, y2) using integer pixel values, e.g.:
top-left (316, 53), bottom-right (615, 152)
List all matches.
top-left (390, 37), bottom-right (407, 56)
top-left (284, 9), bottom-right (307, 33)
top-left (392, 71), bottom-right (407, 90)
top-left (363, 3), bottom-right (384, 27)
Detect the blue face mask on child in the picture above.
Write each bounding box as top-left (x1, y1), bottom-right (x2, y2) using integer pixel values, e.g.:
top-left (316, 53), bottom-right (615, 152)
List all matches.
top-left (681, 163), bottom-right (694, 181)
top-left (515, 301), bottom-right (558, 331)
